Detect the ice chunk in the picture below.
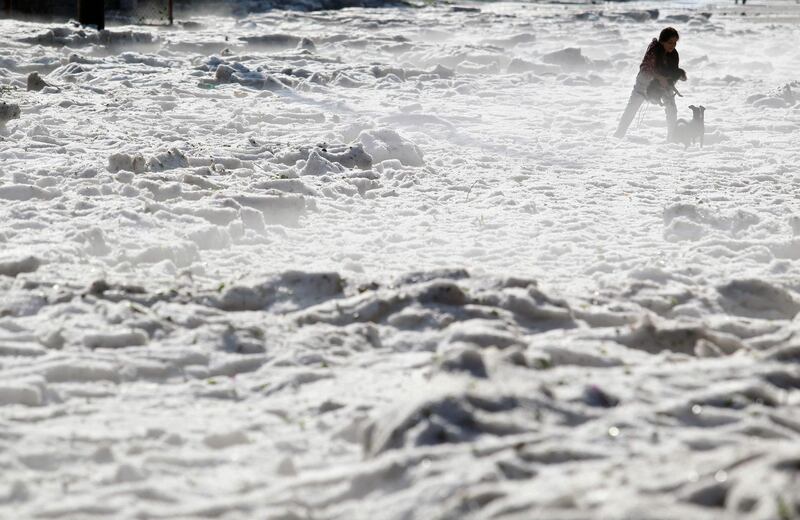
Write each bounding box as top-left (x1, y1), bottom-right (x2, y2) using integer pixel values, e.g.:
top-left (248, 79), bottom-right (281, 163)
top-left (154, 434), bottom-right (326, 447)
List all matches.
top-left (147, 148), bottom-right (189, 171)
top-left (0, 381), bottom-right (44, 406)
top-left (0, 256), bottom-right (40, 277)
top-left (108, 152), bottom-right (146, 173)
top-left (357, 128), bottom-right (424, 167)
top-left (0, 101), bottom-right (21, 124)
top-left (83, 329), bottom-right (149, 349)
top-left (26, 72), bottom-right (48, 92)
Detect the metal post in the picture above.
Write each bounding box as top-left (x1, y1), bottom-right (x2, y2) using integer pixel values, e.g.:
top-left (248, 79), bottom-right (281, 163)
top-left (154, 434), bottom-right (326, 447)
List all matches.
top-left (168, 0), bottom-right (173, 25)
top-left (77, 0), bottom-right (104, 30)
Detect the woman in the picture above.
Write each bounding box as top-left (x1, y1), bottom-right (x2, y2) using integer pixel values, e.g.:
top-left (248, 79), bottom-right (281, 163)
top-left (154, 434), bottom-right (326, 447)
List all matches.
top-left (614, 27), bottom-right (687, 140)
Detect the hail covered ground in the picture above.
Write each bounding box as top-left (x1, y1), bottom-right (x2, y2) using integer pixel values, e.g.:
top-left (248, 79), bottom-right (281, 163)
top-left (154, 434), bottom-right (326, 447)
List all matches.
top-left (1, 1), bottom-right (799, 518)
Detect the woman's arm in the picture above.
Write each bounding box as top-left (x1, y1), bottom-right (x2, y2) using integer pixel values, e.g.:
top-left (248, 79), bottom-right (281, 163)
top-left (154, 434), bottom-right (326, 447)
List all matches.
top-left (639, 41), bottom-right (659, 80)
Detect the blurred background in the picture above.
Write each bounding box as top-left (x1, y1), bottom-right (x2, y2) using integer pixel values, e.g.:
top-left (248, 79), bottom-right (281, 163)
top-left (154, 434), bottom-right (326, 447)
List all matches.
top-left (0, 0), bottom-right (404, 24)
top-left (2, 0), bottom-right (174, 25)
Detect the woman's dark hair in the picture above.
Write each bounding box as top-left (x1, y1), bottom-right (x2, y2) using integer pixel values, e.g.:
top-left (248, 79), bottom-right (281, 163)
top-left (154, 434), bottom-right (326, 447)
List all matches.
top-left (659, 27), bottom-right (680, 42)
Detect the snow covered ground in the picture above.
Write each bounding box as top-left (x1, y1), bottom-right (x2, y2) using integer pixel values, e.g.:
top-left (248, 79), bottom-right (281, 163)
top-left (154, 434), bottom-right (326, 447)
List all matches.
top-left (1, 1), bottom-right (800, 518)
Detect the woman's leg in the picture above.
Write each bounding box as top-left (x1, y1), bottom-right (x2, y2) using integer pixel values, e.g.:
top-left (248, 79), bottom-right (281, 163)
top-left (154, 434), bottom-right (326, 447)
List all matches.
top-left (614, 90), bottom-right (645, 138)
top-left (615, 73), bottom-right (651, 138)
top-left (664, 92), bottom-right (677, 141)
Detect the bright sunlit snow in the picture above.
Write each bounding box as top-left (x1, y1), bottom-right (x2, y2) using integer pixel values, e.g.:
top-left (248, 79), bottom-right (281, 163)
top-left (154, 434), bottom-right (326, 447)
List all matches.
top-left (1, 1), bottom-right (799, 518)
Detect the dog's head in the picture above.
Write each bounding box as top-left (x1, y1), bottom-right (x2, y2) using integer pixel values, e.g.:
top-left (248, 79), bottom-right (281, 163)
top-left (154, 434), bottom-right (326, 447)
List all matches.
top-left (688, 105), bottom-right (706, 122)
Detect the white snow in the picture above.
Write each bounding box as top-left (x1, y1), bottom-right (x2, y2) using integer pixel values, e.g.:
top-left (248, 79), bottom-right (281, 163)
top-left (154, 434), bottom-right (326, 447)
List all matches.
top-left (1, 1), bottom-right (800, 518)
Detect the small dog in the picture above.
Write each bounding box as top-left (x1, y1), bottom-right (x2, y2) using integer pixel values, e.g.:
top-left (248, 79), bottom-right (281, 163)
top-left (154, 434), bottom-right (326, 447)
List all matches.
top-left (673, 105), bottom-right (705, 148)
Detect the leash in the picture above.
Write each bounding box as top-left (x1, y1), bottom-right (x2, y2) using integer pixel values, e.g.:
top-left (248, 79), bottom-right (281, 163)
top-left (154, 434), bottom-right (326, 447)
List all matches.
top-left (635, 101), bottom-right (649, 130)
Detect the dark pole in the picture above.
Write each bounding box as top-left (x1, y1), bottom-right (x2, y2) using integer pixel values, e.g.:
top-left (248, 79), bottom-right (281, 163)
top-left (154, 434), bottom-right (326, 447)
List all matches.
top-left (3, 0), bottom-right (11, 17)
top-left (168, 0), bottom-right (173, 25)
top-left (77, 0), bottom-right (104, 30)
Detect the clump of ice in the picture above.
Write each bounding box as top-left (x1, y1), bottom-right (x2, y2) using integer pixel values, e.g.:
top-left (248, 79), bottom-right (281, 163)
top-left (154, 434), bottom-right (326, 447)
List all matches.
top-left (0, 256), bottom-right (40, 277)
top-left (321, 143), bottom-right (373, 169)
top-left (0, 184), bottom-right (59, 201)
top-left (663, 203), bottom-right (762, 242)
top-left (717, 279), bottom-right (800, 320)
top-left (210, 271), bottom-right (344, 312)
top-left (147, 148), bottom-right (189, 171)
top-left (0, 380), bottom-right (44, 406)
top-left (297, 37), bottom-right (316, 51)
top-left (615, 9), bottom-right (660, 22)
top-left (223, 193), bottom-right (306, 226)
top-left (370, 63), bottom-right (455, 81)
top-left (300, 150), bottom-right (343, 176)
top-left (131, 241), bottom-right (199, 267)
top-left (483, 32), bottom-right (536, 48)
top-left (108, 152), bottom-right (146, 173)
top-left (108, 148), bottom-right (188, 174)
top-left (83, 329), bottom-right (149, 349)
top-left (363, 386), bottom-right (524, 456)
top-left (239, 34), bottom-right (303, 49)
top-left (20, 26), bottom-right (159, 48)
top-left (0, 101), bottom-right (20, 124)
top-left (542, 47), bottom-right (589, 68)
top-left (747, 82), bottom-right (799, 108)
top-left (506, 58), bottom-right (558, 74)
top-left (274, 143), bottom-right (373, 170)
top-left (357, 128), bottom-right (424, 166)
top-left (26, 72), bottom-right (48, 92)
top-left (211, 61), bottom-right (288, 90)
